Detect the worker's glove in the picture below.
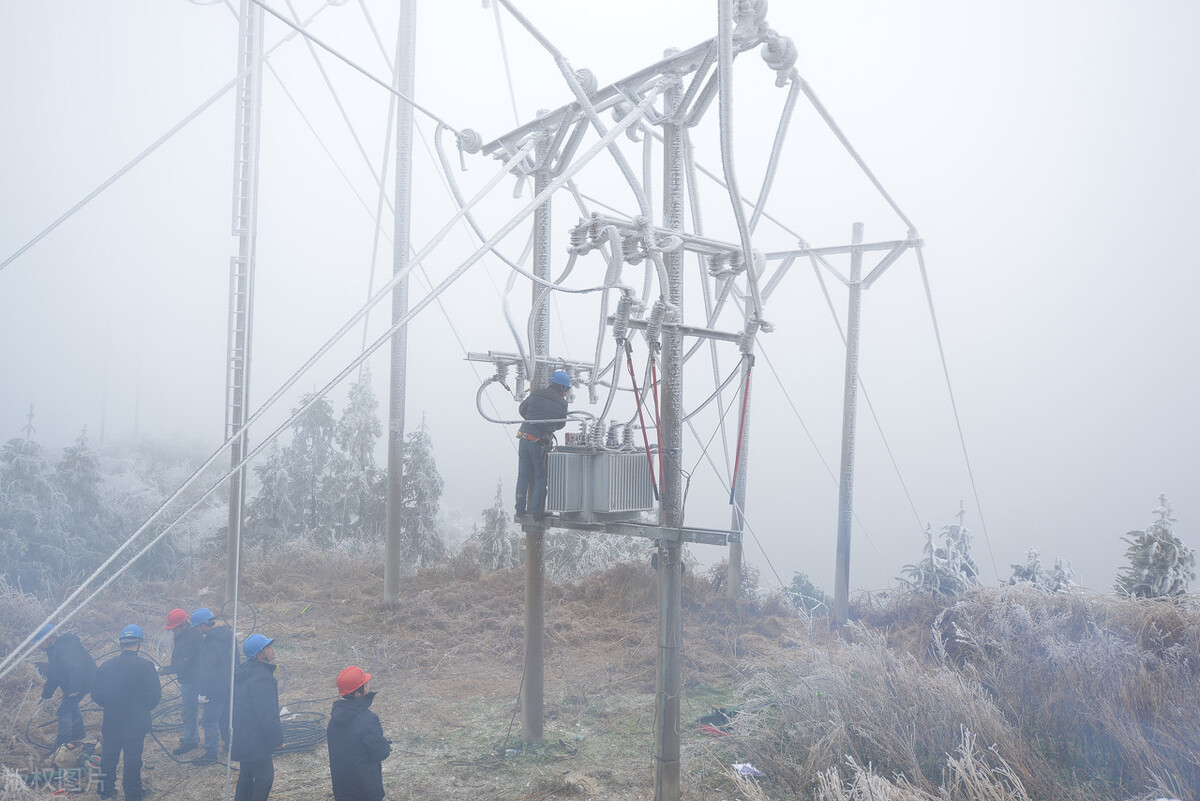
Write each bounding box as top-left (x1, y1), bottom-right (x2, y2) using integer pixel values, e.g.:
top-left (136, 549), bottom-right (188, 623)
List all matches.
top-left (34, 661), bottom-right (49, 678)
top-left (198, 695), bottom-right (209, 703)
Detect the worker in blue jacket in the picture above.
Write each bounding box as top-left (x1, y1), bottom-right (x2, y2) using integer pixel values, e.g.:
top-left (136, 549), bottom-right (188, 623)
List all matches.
top-left (231, 633), bottom-right (282, 801)
top-left (91, 625), bottom-right (162, 801)
top-left (327, 665), bottom-right (391, 801)
top-left (33, 624), bottom-right (96, 747)
top-left (191, 607), bottom-right (237, 765)
top-left (515, 370), bottom-right (570, 522)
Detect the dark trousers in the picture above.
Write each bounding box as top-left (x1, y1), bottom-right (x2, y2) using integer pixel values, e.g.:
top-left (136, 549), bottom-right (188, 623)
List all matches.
top-left (201, 694), bottom-right (230, 754)
top-left (179, 680), bottom-right (200, 746)
top-left (55, 693), bottom-right (85, 746)
top-left (234, 757), bottom-right (274, 801)
top-left (97, 729), bottom-right (145, 800)
top-left (515, 437), bottom-right (549, 518)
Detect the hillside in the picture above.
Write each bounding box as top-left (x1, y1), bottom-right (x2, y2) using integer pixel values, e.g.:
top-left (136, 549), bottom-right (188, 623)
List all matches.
top-left (2, 548), bottom-right (1198, 800)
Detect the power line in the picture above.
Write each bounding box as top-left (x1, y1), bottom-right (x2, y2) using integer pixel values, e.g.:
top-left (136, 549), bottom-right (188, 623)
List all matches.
top-left (916, 245), bottom-right (999, 580)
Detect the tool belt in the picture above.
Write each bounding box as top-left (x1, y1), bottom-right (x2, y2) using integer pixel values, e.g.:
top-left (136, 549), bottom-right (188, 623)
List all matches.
top-left (517, 431), bottom-right (545, 442)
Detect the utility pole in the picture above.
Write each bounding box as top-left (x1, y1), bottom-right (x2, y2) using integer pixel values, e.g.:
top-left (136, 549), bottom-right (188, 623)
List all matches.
top-left (727, 355), bottom-right (750, 599)
top-left (654, 72), bottom-right (686, 801)
top-left (833, 222), bottom-right (864, 625)
top-left (384, 0), bottom-right (416, 606)
top-left (522, 132), bottom-right (552, 746)
top-left (225, 0), bottom-right (264, 602)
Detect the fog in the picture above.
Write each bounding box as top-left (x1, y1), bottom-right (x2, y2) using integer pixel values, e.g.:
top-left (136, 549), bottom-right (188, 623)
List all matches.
top-left (2, 0), bottom-right (1197, 594)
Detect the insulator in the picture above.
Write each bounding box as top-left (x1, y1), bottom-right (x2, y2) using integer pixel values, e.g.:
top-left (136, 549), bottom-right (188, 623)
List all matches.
top-left (607, 421), bottom-right (623, 447)
top-left (622, 424), bottom-right (635, 449)
top-left (569, 221), bottom-right (589, 250)
top-left (707, 253), bottom-right (729, 277)
top-left (574, 68), bottom-right (598, 97)
top-left (589, 419), bottom-right (606, 448)
top-left (612, 292), bottom-right (634, 341)
top-left (646, 298), bottom-right (668, 346)
top-left (456, 128), bottom-right (483, 154)
top-left (577, 419), bottom-right (590, 444)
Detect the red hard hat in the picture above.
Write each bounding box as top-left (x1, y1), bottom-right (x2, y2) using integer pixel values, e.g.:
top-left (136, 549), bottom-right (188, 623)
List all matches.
top-left (165, 609), bottom-right (189, 630)
top-left (336, 665), bottom-right (371, 696)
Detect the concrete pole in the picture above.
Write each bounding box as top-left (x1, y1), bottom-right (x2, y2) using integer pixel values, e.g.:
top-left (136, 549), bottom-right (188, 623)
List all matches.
top-left (833, 222), bottom-right (865, 626)
top-left (655, 74), bottom-right (686, 801)
top-left (384, 0), bottom-right (416, 605)
top-left (522, 133), bottom-right (552, 746)
top-left (225, 0), bottom-right (264, 602)
top-left (727, 355), bottom-right (750, 599)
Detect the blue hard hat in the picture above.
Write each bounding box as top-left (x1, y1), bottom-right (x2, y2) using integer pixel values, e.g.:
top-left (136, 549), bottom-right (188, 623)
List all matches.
top-left (190, 608), bottom-right (215, 626)
top-left (120, 624), bottom-right (144, 641)
top-left (243, 633), bottom-right (274, 659)
top-left (550, 370), bottom-right (571, 388)
top-left (33, 623), bottom-right (56, 644)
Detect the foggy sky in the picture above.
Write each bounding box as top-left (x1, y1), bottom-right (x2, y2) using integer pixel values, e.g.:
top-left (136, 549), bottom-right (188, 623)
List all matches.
top-left (1, 0), bottom-right (1197, 594)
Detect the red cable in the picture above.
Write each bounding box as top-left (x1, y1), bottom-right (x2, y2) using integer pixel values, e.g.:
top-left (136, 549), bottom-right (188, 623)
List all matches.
top-left (649, 352), bottom-right (664, 495)
top-left (625, 341), bottom-right (660, 501)
top-left (729, 356), bottom-right (753, 505)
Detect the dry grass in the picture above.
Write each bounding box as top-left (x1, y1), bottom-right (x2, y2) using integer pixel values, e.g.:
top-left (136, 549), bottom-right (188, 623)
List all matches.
top-left (3, 554), bottom-right (1198, 801)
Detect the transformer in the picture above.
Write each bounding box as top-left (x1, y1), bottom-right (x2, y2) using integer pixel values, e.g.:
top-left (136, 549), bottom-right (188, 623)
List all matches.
top-left (545, 449), bottom-right (656, 521)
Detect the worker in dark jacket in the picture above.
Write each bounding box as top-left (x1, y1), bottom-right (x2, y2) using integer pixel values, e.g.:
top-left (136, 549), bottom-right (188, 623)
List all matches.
top-left (327, 666), bottom-right (391, 801)
top-left (33, 624), bottom-right (96, 747)
top-left (160, 607), bottom-right (203, 755)
top-left (231, 633), bottom-right (282, 801)
top-left (515, 370), bottom-right (571, 522)
top-left (191, 607), bottom-right (238, 764)
top-left (91, 625), bottom-right (162, 801)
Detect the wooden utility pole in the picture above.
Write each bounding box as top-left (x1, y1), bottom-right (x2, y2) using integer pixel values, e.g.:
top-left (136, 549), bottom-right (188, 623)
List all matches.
top-left (384, 0), bottom-right (416, 606)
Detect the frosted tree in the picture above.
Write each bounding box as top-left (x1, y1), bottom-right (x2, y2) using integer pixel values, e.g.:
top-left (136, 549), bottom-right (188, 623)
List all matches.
top-left (283, 393), bottom-right (338, 540)
top-left (401, 415), bottom-right (444, 566)
top-left (331, 368), bottom-right (384, 542)
top-left (470, 481), bottom-right (521, 570)
top-left (1114, 495), bottom-right (1195, 598)
top-left (54, 428), bottom-right (109, 552)
top-left (788, 571), bottom-right (833, 615)
top-left (1008, 547), bottom-right (1074, 592)
top-left (246, 442), bottom-right (296, 545)
top-left (900, 505), bottom-right (981, 598)
top-left (544, 530), bottom-right (652, 583)
top-left (0, 436), bottom-right (74, 591)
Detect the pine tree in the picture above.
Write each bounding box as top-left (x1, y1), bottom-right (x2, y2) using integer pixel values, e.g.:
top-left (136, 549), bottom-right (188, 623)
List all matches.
top-left (331, 368), bottom-right (384, 542)
top-left (401, 415), bottom-right (444, 566)
top-left (900, 505), bottom-right (981, 598)
top-left (788, 572), bottom-right (833, 615)
top-left (1008, 547), bottom-right (1074, 593)
top-left (0, 436), bottom-right (74, 591)
top-left (54, 428), bottom-right (109, 555)
top-left (471, 481), bottom-right (520, 570)
top-left (246, 441), bottom-right (296, 545)
top-left (1114, 495), bottom-right (1195, 598)
top-left (282, 393), bottom-right (338, 541)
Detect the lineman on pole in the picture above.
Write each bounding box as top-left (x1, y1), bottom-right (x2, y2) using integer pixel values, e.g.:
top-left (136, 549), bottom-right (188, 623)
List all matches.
top-left (514, 369), bottom-right (570, 523)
